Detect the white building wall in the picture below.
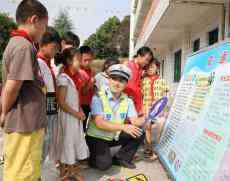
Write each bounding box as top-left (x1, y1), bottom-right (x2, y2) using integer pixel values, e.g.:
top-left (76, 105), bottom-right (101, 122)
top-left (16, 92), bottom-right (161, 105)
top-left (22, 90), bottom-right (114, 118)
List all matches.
top-left (133, 0), bottom-right (229, 95)
top-left (163, 52), bottom-right (175, 91)
top-left (162, 17), bottom-right (222, 94)
top-left (135, 0), bottom-right (170, 50)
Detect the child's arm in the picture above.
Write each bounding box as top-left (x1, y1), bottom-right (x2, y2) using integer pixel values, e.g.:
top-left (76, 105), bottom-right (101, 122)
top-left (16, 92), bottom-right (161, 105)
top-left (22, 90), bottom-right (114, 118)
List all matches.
top-left (1, 80), bottom-right (23, 126)
top-left (57, 86), bottom-right (85, 121)
top-left (82, 76), bottom-right (95, 95)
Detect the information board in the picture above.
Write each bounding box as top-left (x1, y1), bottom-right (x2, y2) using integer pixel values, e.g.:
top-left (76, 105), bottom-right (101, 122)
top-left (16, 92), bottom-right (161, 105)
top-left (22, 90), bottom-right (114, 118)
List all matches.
top-left (157, 41), bottom-right (230, 181)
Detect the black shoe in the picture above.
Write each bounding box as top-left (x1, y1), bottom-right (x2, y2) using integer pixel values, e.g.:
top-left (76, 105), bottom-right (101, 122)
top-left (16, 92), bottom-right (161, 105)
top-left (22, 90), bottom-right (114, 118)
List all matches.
top-left (113, 158), bottom-right (136, 169)
top-left (112, 157), bottom-right (122, 166)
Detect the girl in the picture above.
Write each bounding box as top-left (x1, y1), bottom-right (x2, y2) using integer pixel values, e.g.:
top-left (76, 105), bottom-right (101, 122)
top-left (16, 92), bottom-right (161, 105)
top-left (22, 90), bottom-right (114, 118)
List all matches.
top-left (141, 59), bottom-right (168, 160)
top-left (56, 48), bottom-right (89, 180)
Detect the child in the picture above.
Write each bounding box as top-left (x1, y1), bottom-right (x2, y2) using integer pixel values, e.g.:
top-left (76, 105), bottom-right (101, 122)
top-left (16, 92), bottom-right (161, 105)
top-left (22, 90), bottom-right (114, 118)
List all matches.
top-left (94, 58), bottom-right (120, 91)
top-left (51, 31), bottom-right (80, 77)
top-left (61, 31), bottom-right (80, 50)
top-left (80, 46), bottom-right (94, 131)
top-left (79, 46), bottom-right (95, 132)
top-left (56, 48), bottom-right (89, 180)
top-left (1, 0), bottom-right (48, 180)
top-left (37, 27), bottom-right (61, 163)
top-left (141, 59), bottom-right (168, 160)
top-left (124, 47), bottom-right (153, 115)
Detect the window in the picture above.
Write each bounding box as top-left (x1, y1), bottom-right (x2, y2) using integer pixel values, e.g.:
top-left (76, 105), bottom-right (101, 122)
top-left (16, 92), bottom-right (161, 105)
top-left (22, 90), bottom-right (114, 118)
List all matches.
top-left (161, 59), bottom-right (164, 77)
top-left (193, 39), bottom-right (200, 52)
top-left (174, 50), bottom-right (182, 83)
top-left (208, 28), bottom-right (219, 45)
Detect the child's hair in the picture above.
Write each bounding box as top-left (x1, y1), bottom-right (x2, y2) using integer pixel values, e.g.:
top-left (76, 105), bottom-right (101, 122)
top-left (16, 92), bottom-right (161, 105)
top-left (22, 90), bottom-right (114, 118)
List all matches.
top-left (142, 58), bottom-right (160, 77)
top-left (16, 0), bottom-right (48, 24)
top-left (102, 58), bottom-right (120, 72)
top-left (62, 31), bottom-right (80, 48)
top-left (133, 54), bottom-right (138, 59)
top-left (79, 45), bottom-right (94, 55)
top-left (54, 47), bottom-right (80, 66)
top-left (136, 46), bottom-right (153, 58)
top-left (145, 58), bottom-right (160, 70)
top-left (40, 26), bottom-right (61, 47)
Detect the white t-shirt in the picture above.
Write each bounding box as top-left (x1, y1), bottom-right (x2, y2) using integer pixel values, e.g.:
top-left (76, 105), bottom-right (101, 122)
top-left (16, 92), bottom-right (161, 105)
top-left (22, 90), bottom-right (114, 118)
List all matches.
top-left (38, 58), bottom-right (55, 93)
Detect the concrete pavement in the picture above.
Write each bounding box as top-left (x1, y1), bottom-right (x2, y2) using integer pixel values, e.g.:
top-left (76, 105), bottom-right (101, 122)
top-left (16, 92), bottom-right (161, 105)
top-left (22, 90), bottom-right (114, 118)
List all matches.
top-left (0, 129), bottom-right (170, 181)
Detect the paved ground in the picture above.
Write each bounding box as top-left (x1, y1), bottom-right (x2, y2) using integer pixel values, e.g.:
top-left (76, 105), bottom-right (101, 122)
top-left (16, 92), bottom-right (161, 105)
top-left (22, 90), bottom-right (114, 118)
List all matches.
top-left (40, 158), bottom-right (169, 181)
top-left (0, 129), bottom-right (170, 181)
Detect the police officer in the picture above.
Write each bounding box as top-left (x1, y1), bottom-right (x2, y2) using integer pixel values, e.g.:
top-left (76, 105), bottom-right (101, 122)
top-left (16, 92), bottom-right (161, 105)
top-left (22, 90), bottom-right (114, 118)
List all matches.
top-left (86, 64), bottom-right (145, 171)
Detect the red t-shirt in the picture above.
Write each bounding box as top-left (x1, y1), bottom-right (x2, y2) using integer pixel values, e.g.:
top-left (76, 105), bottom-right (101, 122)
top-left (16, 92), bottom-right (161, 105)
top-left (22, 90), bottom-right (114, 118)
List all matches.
top-left (124, 61), bottom-right (143, 114)
top-left (74, 69), bottom-right (89, 91)
top-left (78, 67), bottom-right (94, 106)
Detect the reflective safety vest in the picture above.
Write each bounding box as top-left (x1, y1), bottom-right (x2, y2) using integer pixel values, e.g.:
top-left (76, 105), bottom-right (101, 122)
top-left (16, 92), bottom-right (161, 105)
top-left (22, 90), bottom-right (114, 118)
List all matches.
top-left (87, 88), bottom-right (129, 141)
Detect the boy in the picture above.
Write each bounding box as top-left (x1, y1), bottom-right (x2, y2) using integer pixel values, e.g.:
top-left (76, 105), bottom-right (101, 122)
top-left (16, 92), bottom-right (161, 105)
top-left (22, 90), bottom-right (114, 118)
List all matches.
top-left (37, 27), bottom-right (61, 163)
top-left (78, 45), bottom-right (95, 131)
top-left (86, 64), bottom-right (145, 171)
top-left (1, 0), bottom-right (48, 180)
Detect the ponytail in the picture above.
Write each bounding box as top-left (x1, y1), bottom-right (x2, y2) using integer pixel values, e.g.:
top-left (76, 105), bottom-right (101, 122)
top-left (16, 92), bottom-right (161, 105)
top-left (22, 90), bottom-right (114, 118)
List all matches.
top-left (54, 47), bottom-right (79, 66)
top-left (54, 52), bottom-right (65, 66)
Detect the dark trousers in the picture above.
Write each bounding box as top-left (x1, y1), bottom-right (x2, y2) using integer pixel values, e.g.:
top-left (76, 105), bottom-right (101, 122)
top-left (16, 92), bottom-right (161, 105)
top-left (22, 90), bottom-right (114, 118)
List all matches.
top-left (82, 105), bottom-right (91, 132)
top-left (86, 132), bottom-right (144, 171)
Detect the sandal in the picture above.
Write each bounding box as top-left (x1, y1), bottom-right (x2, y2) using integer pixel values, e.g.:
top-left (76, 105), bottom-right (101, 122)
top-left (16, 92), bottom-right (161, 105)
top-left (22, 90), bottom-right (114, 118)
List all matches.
top-left (149, 153), bottom-right (158, 161)
top-left (143, 149), bottom-right (153, 158)
top-left (78, 160), bottom-right (90, 169)
top-left (143, 149), bottom-right (158, 162)
top-left (0, 156), bottom-right (4, 165)
top-left (60, 163), bottom-right (69, 179)
top-left (64, 166), bottom-right (84, 181)
top-left (61, 174), bottom-right (85, 181)
top-left (55, 161), bottom-right (61, 169)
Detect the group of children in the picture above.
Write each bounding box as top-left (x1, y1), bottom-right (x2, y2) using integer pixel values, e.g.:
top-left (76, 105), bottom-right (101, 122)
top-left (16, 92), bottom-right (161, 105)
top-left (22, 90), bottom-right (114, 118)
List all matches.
top-left (37, 28), bottom-right (96, 179)
top-left (1, 0), bottom-right (170, 181)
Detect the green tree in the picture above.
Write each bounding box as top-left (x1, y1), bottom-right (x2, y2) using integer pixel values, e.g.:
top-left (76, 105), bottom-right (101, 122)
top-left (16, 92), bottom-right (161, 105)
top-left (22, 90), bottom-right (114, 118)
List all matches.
top-left (0, 12), bottom-right (17, 60)
top-left (110, 16), bottom-right (130, 58)
top-left (0, 13), bottom-right (17, 82)
top-left (53, 9), bottom-right (74, 37)
top-left (84, 16), bottom-right (121, 59)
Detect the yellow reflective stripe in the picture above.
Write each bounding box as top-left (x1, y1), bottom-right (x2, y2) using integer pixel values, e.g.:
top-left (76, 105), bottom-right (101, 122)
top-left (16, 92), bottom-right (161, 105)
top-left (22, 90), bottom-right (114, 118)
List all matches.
top-left (99, 89), bottom-right (112, 113)
top-left (118, 94), bottom-right (128, 113)
top-left (87, 88), bottom-right (129, 141)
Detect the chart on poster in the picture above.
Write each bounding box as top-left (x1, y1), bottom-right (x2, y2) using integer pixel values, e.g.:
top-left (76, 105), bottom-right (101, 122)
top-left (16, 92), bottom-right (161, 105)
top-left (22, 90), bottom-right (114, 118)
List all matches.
top-left (157, 41), bottom-right (230, 181)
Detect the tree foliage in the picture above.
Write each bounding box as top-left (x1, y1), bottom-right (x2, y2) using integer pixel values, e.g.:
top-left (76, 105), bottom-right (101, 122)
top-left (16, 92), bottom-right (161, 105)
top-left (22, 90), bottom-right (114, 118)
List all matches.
top-left (84, 16), bottom-right (129, 59)
top-left (110, 15), bottom-right (130, 58)
top-left (53, 9), bottom-right (74, 37)
top-left (0, 12), bottom-right (17, 60)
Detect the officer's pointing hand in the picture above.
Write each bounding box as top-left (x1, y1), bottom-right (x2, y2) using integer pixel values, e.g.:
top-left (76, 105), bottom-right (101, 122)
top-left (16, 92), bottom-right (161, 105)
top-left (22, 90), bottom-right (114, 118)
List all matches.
top-left (122, 124), bottom-right (142, 138)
